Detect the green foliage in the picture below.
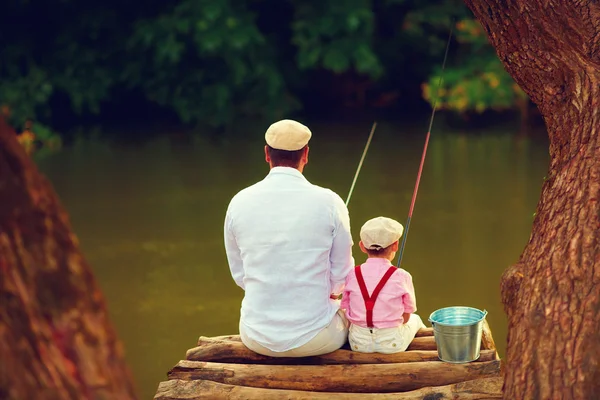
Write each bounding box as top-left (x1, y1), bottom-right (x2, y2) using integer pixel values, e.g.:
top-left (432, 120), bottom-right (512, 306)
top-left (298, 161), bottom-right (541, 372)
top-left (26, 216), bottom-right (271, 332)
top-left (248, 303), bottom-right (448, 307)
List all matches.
top-left (292, 0), bottom-right (382, 77)
top-left (424, 61), bottom-right (526, 113)
top-left (402, 0), bottom-right (465, 54)
top-left (124, 1), bottom-right (295, 126)
top-left (419, 16), bottom-right (528, 113)
top-left (0, 1), bottom-right (122, 143)
top-left (0, 0), bottom-right (528, 136)
top-left (0, 66), bottom-right (53, 128)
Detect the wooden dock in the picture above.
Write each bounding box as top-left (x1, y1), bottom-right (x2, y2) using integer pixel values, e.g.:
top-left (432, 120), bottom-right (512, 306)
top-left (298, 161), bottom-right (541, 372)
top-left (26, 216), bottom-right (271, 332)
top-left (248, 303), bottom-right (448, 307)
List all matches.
top-left (154, 321), bottom-right (502, 399)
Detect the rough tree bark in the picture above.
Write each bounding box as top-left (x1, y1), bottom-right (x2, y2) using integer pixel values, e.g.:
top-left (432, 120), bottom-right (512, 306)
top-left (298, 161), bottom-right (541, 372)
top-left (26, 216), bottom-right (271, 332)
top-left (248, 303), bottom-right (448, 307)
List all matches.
top-left (462, 1), bottom-right (600, 399)
top-left (0, 116), bottom-right (138, 399)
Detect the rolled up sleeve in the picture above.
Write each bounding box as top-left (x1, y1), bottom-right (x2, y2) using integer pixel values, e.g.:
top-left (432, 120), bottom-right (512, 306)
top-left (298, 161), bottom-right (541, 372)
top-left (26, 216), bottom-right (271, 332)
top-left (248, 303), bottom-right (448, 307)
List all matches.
top-left (329, 194), bottom-right (354, 294)
top-left (224, 209), bottom-right (245, 290)
top-left (402, 272), bottom-right (417, 314)
top-left (340, 272), bottom-right (354, 311)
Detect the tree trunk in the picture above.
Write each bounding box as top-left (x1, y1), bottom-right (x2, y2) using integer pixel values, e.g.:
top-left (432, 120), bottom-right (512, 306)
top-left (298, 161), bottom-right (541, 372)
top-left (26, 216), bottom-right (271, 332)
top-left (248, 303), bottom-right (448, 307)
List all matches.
top-left (167, 359), bottom-right (501, 393)
top-left (154, 377), bottom-right (504, 400)
top-left (462, 1), bottom-right (600, 399)
top-left (0, 117), bottom-right (137, 399)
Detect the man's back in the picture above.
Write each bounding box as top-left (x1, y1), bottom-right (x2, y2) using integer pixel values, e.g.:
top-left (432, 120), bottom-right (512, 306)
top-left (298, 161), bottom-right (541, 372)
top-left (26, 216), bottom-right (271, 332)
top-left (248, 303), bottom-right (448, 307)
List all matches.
top-left (225, 167), bottom-right (353, 352)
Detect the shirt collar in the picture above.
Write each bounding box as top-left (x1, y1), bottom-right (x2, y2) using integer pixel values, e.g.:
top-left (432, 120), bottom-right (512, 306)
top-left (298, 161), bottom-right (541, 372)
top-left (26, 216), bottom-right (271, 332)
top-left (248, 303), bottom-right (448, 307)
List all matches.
top-left (363, 257), bottom-right (394, 267)
top-left (266, 166), bottom-right (308, 181)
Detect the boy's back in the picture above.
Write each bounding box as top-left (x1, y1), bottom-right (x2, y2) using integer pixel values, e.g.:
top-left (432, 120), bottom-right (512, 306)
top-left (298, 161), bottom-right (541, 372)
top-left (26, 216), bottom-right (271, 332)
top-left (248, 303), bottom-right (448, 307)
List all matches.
top-left (342, 259), bottom-right (416, 328)
top-left (340, 216), bottom-right (426, 353)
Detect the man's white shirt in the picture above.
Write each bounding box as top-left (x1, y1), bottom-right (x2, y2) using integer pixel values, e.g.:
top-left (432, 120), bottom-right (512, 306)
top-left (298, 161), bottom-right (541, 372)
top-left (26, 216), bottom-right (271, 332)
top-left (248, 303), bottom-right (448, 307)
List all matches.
top-left (224, 167), bottom-right (354, 352)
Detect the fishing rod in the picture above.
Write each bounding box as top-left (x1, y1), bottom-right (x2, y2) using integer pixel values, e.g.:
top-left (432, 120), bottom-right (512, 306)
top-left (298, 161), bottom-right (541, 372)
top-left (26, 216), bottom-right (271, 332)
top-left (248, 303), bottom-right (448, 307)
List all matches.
top-left (345, 121), bottom-right (377, 206)
top-left (397, 26), bottom-right (454, 268)
top-left (330, 121), bottom-right (377, 300)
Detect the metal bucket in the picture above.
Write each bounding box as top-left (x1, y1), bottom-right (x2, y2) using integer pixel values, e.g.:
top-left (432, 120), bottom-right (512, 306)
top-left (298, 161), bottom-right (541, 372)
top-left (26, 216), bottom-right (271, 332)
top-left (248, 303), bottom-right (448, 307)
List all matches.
top-left (428, 306), bottom-right (488, 363)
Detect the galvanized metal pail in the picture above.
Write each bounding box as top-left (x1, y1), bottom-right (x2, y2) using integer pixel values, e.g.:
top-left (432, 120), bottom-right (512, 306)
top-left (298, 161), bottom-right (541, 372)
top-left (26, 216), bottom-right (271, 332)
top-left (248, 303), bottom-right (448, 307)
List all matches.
top-left (428, 306), bottom-right (488, 363)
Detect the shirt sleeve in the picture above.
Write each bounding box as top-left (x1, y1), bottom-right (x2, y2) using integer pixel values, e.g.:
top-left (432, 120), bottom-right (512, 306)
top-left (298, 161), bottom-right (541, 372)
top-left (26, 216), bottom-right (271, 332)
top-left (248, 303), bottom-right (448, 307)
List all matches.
top-left (340, 272), bottom-right (353, 311)
top-left (401, 271), bottom-right (417, 313)
top-left (224, 207), bottom-right (245, 290)
top-left (329, 193), bottom-right (354, 294)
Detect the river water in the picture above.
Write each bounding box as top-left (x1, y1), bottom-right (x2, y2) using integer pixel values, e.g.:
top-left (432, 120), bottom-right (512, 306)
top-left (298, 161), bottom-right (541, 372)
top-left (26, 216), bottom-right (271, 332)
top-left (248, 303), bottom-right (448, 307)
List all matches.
top-left (36, 120), bottom-right (548, 399)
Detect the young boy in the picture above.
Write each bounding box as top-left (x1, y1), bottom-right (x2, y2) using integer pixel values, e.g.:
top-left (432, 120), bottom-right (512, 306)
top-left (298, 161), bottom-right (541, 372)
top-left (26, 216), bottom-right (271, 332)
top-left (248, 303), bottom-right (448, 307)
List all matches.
top-left (341, 216), bottom-right (426, 353)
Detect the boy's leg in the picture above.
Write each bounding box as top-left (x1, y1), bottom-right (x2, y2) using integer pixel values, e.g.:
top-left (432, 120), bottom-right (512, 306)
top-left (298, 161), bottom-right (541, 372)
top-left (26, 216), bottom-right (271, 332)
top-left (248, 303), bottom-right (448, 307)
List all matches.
top-left (395, 313), bottom-right (426, 351)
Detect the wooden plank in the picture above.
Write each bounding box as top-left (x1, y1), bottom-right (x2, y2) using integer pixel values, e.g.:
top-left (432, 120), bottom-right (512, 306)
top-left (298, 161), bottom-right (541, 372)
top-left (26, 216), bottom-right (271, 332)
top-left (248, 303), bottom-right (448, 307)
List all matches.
top-left (202, 327), bottom-right (433, 346)
top-left (186, 340), bottom-right (497, 365)
top-left (210, 334), bottom-right (242, 342)
top-left (167, 360), bottom-right (501, 393)
top-left (197, 335), bottom-right (437, 351)
top-left (481, 319), bottom-right (499, 356)
top-left (415, 327), bottom-right (434, 337)
top-left (154, 377), bottom-right (503, 399)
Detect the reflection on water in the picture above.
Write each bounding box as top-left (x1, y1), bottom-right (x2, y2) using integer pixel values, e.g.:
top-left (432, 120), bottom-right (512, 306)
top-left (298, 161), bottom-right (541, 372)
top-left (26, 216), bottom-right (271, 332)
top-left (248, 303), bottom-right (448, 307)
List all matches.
top-left (37, 121), bottom-right (548, 399)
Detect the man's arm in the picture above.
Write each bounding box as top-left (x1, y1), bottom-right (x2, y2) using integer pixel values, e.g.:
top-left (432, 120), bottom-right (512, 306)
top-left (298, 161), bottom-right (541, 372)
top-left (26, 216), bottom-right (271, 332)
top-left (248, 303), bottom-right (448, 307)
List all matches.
top-left (224, 209), bottom-right (245, 290)
top-left (329, 194), bottom-right (354, 294)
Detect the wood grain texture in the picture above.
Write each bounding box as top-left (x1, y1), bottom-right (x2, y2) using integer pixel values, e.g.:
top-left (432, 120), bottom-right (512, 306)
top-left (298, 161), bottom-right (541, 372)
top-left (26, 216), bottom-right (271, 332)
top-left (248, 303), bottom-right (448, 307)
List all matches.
top-left (154, 377), bottom-right (503, 399)
top-left (166, 359), bottom-right (501, 393)
top-left (0, 116), bottom-right (137, 400)
top-left (186, 340), bottom-right (497, 365)
top-left (463, 1), bottom-right (600, 398)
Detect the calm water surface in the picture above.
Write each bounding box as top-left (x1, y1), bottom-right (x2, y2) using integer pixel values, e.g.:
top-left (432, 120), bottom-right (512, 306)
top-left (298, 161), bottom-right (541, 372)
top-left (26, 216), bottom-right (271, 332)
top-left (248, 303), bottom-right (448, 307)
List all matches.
top-left (37, 120), bottom-right (549, 399)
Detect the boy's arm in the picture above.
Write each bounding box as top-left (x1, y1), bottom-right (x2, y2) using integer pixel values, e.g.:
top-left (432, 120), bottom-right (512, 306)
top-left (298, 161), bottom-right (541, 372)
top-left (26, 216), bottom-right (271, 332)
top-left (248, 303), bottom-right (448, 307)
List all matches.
top-left (224, 209), bottom-right (245, 290)
top-left (401, 271), bottom-right (417, 314)
top-left (340, 273), bottom-right (354, 310)
top-left (340, 288), bottom-right (350, 310)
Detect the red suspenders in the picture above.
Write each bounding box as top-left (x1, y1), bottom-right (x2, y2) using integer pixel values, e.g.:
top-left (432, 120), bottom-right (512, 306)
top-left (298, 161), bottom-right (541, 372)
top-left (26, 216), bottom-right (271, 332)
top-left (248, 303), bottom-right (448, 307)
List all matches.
top-left (354, 265), bottom-right (397, 328)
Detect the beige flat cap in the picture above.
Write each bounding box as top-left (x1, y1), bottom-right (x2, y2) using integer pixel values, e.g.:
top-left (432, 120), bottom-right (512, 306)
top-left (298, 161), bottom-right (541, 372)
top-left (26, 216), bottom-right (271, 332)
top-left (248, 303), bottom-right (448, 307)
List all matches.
top-left (265, 119), bottom-right (312, 151)
top-left (360, 217), bottom-right (404, 250)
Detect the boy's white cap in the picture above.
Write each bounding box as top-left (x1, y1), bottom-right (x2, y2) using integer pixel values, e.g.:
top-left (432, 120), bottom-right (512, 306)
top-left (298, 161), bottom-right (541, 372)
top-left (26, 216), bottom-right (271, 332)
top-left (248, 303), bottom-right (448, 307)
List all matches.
top-left (265, 119), bottom-right (312, 151)
top-left (360, 217), bottom-right (404, 250)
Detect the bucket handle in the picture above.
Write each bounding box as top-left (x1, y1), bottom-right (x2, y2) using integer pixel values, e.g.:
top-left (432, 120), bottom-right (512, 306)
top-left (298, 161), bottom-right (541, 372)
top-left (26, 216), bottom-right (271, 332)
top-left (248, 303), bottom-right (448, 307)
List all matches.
top-left (428, 309), bottom-right (488, 328)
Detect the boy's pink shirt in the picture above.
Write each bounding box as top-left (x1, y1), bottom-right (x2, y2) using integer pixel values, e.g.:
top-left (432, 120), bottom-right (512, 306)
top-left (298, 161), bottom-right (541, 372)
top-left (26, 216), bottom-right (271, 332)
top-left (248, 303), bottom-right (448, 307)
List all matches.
top-left (341, 257), bottom-right (417, 329)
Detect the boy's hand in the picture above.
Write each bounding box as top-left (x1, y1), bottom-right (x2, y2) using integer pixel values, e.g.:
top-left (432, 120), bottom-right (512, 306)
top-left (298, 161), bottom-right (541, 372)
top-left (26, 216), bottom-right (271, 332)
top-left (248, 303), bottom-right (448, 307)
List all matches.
top-left (330, 293), bottom-right (342, 300)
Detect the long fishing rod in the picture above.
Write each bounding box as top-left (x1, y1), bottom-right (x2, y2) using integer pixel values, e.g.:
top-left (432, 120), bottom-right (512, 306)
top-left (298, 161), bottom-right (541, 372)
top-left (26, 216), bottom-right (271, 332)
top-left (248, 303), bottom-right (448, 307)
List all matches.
top-left (330, 122), bottom-right (377, 301)
top-left (345, 121), bottom-right (377, 206)
top-left (397, 26), bottom-right (454, 268)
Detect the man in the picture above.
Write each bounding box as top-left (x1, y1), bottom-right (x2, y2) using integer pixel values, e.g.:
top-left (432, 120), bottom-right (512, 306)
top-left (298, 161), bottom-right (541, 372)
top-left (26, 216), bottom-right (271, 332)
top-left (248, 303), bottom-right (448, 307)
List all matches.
top-left (224, 119), bottom-right (354, 357)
